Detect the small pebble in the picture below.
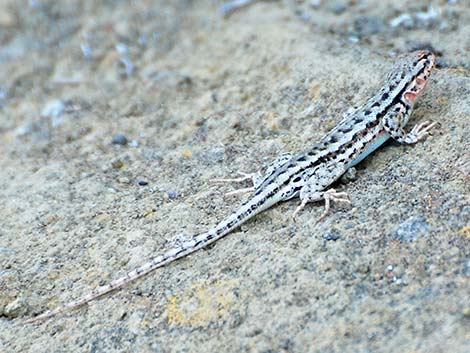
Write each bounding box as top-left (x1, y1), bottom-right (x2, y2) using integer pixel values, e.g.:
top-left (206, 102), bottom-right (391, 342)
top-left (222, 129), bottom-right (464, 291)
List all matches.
top-left (178, 75), bottom-right (192, 88)
top-left (330, 3), bottom-right (347, 15)
top-left (390, 13), bottom-right (413, 28)
top-left (111, 159), bottom-right (124, 169)
top-left (393, 216), bottom-right (429, 242)
top-left (357, 264), bottom-right (370, 274)
top-left (309, 0), bottom-right (321, 8)
top-left (463, 259), bottom-right (470, 276)
top-left (463, 307), bottom-right (470, 318)
top-left (0, 84), bottom-right (7, 106)
top-left (295, 10), bottom-right (311, 22)
top-left (41, 99), bottom-right (66, 119)
top-left (354, 16), bottom-right (384, 36)
top-left (208, 147), bottom-right (225, 163)
top-left (323, 230), bottom-right (341, 241)
top-left (115, 42), bottom-right (128, 54)
top-left (138, 179), bottom-right (148, 186)
top-left (341, 167), bottom-right (357, 183)
top-left (167, 191), bottom-right (178, 200)
top-left (118, 177), bottom-right (130, 184)
top-left (415, 5), bottom-right (439, 27)
top-left (112, 134), bottom-right (128, 145)
top-left (14, 121), bottom-right (40, 136)
top-left (118, 56), bottom-right (135, 77)
top-left (121, 101), bottom-right (144, 117)
top-left (80, 40), bottom-right (92, 59)
top-left (182, 148), bottom-right (192, 158)
top-left (347, 36), bottom-right (360, 43)
top-left (138, 35), bottom-right (147, 46)
top-left (228, 311), bottom-right (244, 328)
top-left (3, 297), bottom-right (28, 318)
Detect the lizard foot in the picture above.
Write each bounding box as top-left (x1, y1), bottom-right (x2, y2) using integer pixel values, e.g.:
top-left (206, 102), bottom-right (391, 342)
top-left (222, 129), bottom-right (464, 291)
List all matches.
top-left (212, 171), bottom-right (256, 184)
top-left (316, 189), bottom-right (351, 223)
top-left (224, 186), bottom-right (254, 197)
top-left (212, 170), bottom-right (259, 196)
top-left (292, 188), bottom-right (350, 222)
top-left (406, 120), bottom-right (437, 143)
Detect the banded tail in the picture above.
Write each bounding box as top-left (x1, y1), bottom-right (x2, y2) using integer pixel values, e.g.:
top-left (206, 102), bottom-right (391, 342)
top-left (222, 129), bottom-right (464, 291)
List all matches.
top-left (24, 193), bottom-right (273, 323)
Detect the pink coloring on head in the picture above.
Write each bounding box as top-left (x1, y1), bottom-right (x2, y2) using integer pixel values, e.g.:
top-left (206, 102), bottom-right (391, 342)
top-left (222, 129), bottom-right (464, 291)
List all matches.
top-left (404, 74), bottom-right (429, 102)
top-left (402, 50), bottom-right (435, 104)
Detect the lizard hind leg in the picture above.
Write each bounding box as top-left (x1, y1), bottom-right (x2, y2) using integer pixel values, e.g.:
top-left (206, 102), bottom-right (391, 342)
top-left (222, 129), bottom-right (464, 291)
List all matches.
top-left (212, 171), bottom-right (261, 196)
top-left (212, 170), bottom-right (261, 185)
top-left (292, 188), bottom-right (351, 222)
top-left (212, 153), bottom-right (294, 197)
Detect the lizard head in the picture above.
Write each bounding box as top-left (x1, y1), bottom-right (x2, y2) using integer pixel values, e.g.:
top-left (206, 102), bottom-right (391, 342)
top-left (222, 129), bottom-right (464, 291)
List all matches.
top-left (400, 50), bottom-right (435, 104)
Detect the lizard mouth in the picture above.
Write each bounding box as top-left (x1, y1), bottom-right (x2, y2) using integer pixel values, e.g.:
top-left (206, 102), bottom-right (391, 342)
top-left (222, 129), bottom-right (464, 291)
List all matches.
top-left (404, 76), bottom-right (428, 102)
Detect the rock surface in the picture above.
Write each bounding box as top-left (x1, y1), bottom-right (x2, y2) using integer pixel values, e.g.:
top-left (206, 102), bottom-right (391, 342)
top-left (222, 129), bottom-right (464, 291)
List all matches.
top-left (0, 1), bottom-right (468, 352)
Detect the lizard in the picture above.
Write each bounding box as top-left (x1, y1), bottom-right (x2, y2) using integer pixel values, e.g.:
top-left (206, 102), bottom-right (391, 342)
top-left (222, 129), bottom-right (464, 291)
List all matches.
top-left (24, 50), bottom-right (437, 323)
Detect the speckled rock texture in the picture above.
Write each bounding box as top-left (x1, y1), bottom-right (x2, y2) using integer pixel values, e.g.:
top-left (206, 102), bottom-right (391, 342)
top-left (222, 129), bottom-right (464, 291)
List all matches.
top-left (0, 1), bottom-right (468, 352)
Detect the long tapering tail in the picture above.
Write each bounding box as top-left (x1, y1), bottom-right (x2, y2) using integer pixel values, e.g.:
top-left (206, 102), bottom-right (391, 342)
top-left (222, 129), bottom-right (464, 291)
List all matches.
top-left (23, 194), bottom-right (270, 324)
top-left (23, 228), bottom-right (226, 323)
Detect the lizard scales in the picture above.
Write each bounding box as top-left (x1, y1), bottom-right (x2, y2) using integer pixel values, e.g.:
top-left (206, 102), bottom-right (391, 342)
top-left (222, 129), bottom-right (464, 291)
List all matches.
top-left (25, 50), bottom-right (436, 323)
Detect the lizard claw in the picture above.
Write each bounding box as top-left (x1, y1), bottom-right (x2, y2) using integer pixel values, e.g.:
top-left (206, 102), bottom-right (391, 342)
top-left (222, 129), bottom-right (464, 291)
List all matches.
top-left (292, 189), bottom-right (351, 222)
top-left (408, 120), bottom-right (437, 143)
top-left (212, 171), bottom-right (257, 197)
top-left (212, 171), bottom-right (255, 184)
top-left (292, 200), bottom-right (307, 221)
top-left (316, 189), bottom-right (351, 223)
top-left (224, 186), bottom-right (254, 197)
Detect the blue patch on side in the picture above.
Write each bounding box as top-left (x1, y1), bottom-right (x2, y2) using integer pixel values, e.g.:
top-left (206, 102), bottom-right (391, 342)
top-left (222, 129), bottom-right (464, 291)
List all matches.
top-left (347, 134), bottom-right (390, 169)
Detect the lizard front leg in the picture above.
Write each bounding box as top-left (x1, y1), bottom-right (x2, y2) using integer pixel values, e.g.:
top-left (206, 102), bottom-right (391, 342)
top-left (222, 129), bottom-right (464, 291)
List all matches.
top-left (382, 104), bottom-right (437, 144)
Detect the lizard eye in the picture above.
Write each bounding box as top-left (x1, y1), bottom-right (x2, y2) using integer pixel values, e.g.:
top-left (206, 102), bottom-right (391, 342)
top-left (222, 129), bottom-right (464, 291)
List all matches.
top-left (416, 77), bottom-right (426, 86)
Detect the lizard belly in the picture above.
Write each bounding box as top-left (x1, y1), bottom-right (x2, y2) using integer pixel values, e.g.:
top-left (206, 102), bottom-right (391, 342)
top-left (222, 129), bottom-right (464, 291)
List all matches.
top-left (347, 133), bottom-right (390, 169)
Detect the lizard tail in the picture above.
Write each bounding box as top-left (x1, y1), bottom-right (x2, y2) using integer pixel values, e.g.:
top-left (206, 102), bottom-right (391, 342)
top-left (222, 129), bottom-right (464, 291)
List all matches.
top-left (23, 188), bottom-right (271, 324)
top-left (23, 227), bottom-right (228, 324)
